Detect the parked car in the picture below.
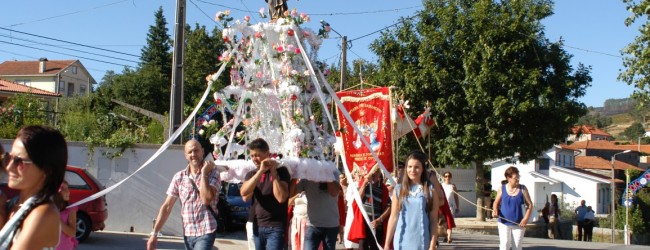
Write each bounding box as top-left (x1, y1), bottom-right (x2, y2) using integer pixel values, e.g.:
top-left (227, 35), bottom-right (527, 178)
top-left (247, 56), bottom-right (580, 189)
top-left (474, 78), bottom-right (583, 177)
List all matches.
top-left (0, 166), bottom-right (108, 242)
top-left (216, 182), bottom-right (251, 232)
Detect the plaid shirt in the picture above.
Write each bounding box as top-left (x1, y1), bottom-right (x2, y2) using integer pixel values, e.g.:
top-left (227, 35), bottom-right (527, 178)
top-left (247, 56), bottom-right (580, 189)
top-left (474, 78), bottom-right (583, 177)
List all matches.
top-left (167, 167), bottom-right (221, 236)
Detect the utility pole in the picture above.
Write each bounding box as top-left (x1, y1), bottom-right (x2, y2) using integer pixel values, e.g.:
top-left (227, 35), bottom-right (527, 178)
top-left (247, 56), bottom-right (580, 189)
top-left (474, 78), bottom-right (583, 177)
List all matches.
top-left (169, 0), bottom-right (186, 144)
top-left (340, 36), bottom-right (347, 91)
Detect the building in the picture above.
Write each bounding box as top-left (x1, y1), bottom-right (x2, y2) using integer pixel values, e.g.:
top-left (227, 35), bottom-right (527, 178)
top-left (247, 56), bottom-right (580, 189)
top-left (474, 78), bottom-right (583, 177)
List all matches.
top-left (0, 78), bottom-right (61, 102)
top-left (489, 145), bottom-right (627, 220)
top-left (0, 58), bottom-right (96, 97)
top-left (566, 125), bottom-right (613, 142)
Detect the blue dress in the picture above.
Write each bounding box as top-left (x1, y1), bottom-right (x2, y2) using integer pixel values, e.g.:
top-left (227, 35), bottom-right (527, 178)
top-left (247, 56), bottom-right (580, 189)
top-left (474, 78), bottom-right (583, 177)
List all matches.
top-left (393, 184), bottom-right (431, 250)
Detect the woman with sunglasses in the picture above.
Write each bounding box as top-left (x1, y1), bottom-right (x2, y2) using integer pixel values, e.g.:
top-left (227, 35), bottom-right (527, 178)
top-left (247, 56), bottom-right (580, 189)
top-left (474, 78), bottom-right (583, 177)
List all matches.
top-left (440, 171), bottom-right (459, 243)
top-left (492, 166), bottom-right (533, 250)
top-left (0, 126), bottom-right (67, 249)
top-left (384, 151), bottom-right (439, 250)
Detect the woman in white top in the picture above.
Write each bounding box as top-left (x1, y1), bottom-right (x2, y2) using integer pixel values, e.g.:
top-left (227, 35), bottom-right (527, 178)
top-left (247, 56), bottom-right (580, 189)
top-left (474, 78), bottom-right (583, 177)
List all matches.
top-left (0, 126), bottom-right (66, 249)
top-left (441, 171), bottom-right (459, 243)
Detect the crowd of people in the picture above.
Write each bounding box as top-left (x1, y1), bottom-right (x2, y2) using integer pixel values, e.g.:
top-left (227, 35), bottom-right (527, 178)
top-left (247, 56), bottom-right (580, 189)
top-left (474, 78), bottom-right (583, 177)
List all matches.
top-left (0, 127), bottom-right (608, 250)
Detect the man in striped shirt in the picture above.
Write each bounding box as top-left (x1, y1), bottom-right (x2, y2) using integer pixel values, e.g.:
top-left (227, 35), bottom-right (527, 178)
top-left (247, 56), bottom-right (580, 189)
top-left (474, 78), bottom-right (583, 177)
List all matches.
top-left (147, 140), bottom-right (221, 250)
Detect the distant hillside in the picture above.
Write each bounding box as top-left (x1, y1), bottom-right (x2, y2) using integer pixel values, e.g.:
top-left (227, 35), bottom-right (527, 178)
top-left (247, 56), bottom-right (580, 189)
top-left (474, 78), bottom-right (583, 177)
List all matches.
top-left (603, 113), bottom-right (635, 138)
top-left (588, 97), bottom-right (635, 116)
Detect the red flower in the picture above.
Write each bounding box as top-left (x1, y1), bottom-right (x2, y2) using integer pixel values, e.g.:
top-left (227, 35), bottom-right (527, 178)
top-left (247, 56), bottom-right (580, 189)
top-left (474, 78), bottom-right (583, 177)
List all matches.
top-left (287, 29), bottom-right (295, 37)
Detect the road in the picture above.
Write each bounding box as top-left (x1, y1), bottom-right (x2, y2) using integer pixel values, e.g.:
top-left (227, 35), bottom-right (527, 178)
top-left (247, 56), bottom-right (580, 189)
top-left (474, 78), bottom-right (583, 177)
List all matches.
top-left (79, 230), bottom-right (648, 250)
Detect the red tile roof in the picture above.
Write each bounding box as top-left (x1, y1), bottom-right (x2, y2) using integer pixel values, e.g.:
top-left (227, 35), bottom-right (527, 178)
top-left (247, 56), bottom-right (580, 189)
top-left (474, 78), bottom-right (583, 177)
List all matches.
top-left (575, 156), bottom-right (643, 171)
top-left (0, 79), bottom-right (61, 97)
top-left (562, 140), bottom-right (619, 151)
top-left (0, 60), bottom-right (75, 75)
top-left (617, 144), bottom-right (650, 155)
top-left (560, 166), bottom-right (625, 183)
top-left (570, 125), bottom-right (612, 137)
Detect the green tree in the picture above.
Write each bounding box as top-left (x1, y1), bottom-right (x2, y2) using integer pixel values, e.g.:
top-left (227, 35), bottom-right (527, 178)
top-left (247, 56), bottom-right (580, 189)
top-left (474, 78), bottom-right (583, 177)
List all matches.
top-left (577, 113), bottom-right (613, 128)
top-left (370, 0), bottom-right (591, 219)
top-left (622, 122), bottom-right (646, 140)
top-left (184, 24), bottom-right (227, 113)
top-left (141, 6), bottom-right (172, 80)
top-left (0, 94), bottom-right (48, 138)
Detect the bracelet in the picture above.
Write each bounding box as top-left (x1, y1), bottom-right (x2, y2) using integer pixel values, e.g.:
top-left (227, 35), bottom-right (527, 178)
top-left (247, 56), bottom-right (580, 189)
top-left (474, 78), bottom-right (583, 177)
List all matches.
top-left (150, 231), bottom-right (159, 237)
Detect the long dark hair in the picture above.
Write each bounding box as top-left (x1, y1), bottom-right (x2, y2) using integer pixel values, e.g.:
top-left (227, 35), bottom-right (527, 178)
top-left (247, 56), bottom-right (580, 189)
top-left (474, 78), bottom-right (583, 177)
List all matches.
top-left (397, 151), bottom-right (433, 212)
top-left (17, 125), bottom-right (67, 205)
top-left (53, 180), bottom-right (69, 211)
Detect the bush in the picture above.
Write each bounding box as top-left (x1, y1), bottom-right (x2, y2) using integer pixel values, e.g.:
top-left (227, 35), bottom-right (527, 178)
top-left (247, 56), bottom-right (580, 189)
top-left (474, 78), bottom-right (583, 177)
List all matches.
top-left (0, 93), bottom-right (48, 138)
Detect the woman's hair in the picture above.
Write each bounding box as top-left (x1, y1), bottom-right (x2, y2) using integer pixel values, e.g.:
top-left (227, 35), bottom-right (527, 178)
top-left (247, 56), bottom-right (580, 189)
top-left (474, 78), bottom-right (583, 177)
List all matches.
top-left (397, 151), bottom-right (433, 212)
top-left (17, 125), bottom-right (67, 205)
top-left (444, 171), bottom-right (452, 179)
top-left (501, 166), bottom-right (519, 185)
top-left (53, 180), bottom-right (69, 211)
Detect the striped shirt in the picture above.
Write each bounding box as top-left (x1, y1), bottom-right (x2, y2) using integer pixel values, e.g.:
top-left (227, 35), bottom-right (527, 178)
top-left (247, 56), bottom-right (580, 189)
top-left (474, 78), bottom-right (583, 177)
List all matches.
top-left (167, 167), bottom-right (221, 236)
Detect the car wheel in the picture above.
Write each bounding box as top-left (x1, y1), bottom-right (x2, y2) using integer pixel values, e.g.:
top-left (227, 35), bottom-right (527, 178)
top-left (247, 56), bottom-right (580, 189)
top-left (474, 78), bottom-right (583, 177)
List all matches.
top-left (76, 213), bottom-right (92, 242)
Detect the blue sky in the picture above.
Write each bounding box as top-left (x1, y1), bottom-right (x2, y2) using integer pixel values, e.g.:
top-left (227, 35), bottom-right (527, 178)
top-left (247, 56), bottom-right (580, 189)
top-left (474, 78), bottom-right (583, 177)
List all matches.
top-left (0, 0), bottom-right (640, 107)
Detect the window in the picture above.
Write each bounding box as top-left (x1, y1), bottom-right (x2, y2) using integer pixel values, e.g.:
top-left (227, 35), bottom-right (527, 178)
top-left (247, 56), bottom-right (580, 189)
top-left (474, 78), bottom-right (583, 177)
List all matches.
top-left (65, 171), bottom-right (90, 190)
top-left (79, 83), bottom-right (86, 96)
top-left (538, 158), bottom-right (550, 170)
top-left (71, 66), bottom-right (77, 74)
top-left (67, 82), bottom-right (74, 96)
top-left (15, 79), bottom-right (31, 86)
top-left (59, 81), bottom-right (65, 92)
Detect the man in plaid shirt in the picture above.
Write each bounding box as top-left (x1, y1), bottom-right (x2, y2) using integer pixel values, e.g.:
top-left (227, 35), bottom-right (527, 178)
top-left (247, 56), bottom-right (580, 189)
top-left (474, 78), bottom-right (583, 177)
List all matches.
top-left (147, 140), bottom-right (221, 250)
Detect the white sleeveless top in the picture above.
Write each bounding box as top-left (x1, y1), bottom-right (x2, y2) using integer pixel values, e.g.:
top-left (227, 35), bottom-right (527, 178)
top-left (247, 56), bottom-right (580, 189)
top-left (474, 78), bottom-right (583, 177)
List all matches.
top-left (441, 182), bottom-right (457, 210)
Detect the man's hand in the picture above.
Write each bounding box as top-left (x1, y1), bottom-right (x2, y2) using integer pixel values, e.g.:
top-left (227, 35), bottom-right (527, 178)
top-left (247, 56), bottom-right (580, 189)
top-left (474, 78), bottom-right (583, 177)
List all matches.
top-left (201, 160), bottom-right (215, 174)
top-left (146, 235), bottom-right (157, 250)
top-left (260, 158), bottom-right (278, 172)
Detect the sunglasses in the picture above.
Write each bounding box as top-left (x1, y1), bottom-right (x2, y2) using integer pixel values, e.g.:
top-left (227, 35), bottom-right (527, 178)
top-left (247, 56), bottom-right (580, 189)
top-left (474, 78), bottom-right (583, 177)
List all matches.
top-left (3, 153), bottom-right (33, 169)
top-left (444, 175), bottom-right (450, 178)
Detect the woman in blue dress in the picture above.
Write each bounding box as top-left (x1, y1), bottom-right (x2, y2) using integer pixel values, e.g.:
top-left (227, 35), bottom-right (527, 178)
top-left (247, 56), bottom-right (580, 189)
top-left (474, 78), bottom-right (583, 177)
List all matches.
top-left (384, 151), bottom-right (439, 250)
top-left (492, 166), bottom-right (533, 250)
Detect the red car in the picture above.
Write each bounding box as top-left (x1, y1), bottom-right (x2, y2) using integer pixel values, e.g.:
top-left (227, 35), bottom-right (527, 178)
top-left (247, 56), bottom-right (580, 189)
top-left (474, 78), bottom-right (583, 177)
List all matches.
top-left (1, 166), bottom-right (108, 242)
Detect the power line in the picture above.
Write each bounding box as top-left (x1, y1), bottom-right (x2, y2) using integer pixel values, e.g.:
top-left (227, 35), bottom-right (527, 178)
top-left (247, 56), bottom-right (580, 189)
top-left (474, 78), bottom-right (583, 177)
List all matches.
top-left (0, 33), bottom-right (140, 64)
top-left (189, 0), bottom-right (223, 29)
top-left (0, 49), bottom-right (110, 74)
top-left (5, 0), bottom-right (131, 28)
top-left (194, 0), bottom-right (252, 13)
top-left (349, 15), bottom-right (419, 43)
top-left (0, 40), bottom-right (135, 68)
top-left (308, 5), bottom-right (422, 16)
top-left (563, 44), bottom-right (622, 59)
top-left (0, 27), bottom-right (140, 58)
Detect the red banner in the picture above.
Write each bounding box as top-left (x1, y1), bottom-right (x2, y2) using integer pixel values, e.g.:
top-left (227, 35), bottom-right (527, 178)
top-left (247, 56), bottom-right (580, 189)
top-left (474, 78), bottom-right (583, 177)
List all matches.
top-left (336, 87), bottom-right (393, 174)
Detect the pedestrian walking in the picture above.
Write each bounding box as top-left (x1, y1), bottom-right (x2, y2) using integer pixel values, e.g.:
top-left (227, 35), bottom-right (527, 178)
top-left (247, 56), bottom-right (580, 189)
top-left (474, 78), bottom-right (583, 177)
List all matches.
top-left (492, 166), bottom-right (533, 250)
top-left (441, 171), bottom-right (459, 243)
top-left (147, 139), bottom-right (221, 250)
top-left (54, 180), bottom-right (78, 250)
top-left (292, 173), bottom-right (341, 250)
top-left (574, 200), bottom-right (588, 241)
top-left (384, 151), bottom-right (439, 250)
top-left (0, 125), bottom-right (67, 249)
top-left (583, 206), bottom-right (595, 242)
top-left (240, 138), bottom-right (291, 250)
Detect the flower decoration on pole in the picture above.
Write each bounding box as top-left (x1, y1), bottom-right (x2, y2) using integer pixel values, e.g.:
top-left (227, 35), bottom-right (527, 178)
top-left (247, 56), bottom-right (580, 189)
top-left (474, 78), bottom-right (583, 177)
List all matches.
top-left (215, 10), bottom-right (234, 28)
top-left (259, 8), bottom-right (268, 19)
top-left (318, 20), bottom-right (331, 39)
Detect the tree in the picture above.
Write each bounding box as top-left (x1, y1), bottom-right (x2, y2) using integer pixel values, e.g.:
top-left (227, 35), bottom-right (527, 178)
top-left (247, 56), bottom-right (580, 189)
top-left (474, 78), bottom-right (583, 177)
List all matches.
top-left (620, 0), bottom-right (650, 101)
top-left (370, 0), bottom-right (591, 220)
top-left (622, 122), bottom-right (646, 140)
top-left (140, 6), bottom-right (172, 80)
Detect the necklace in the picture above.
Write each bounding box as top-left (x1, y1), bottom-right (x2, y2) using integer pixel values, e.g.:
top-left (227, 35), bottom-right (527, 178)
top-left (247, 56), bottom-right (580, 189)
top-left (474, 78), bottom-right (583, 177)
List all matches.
top-left (409, 184), bottom-right (423, 197)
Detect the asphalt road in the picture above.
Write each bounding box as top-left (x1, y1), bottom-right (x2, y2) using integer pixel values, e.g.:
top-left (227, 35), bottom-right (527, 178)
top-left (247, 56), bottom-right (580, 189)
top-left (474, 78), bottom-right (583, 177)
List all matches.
top-left (78, 230), bottom-right (648, 250)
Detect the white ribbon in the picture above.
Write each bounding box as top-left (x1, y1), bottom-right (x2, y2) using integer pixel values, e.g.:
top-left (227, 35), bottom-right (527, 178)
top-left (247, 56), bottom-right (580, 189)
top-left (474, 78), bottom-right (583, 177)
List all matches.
top-left (68, 55), bottom-right (232, 208)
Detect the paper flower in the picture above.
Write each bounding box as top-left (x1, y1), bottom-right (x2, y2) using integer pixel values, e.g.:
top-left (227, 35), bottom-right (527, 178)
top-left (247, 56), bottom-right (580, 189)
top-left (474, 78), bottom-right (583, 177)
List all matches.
top-left (259, 8), bottom-right (267, 18)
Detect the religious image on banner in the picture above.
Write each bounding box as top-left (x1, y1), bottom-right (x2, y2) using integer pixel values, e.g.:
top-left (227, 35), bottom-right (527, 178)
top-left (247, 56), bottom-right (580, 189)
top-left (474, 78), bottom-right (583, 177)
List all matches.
top-left (336, 87), bottom-right (393, 174)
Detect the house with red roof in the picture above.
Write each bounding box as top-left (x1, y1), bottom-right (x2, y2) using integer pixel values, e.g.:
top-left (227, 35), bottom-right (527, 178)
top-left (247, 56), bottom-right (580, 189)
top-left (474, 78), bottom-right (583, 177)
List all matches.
top-left (0, 79), bottom-right (61, 102)
top-left (567, 125), bottom-right (613, 142)
top-left (0, 58), bottom-right (96, 97)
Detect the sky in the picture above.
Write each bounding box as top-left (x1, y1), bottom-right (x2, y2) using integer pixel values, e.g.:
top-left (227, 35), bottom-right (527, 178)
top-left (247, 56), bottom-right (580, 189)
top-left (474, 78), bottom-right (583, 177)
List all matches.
top-left (0, 0), bottom-right (641, 108)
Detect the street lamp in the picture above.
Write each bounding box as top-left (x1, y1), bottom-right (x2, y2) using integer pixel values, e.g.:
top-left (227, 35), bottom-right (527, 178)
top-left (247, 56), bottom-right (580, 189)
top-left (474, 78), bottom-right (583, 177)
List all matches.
top-left (611, 150), bottom-right (631, 244)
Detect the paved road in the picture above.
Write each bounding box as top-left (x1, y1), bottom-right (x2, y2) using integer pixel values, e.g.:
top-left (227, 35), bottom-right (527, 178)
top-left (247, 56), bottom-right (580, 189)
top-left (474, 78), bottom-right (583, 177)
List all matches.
top-left (79, 230), bottom-right (648, 250)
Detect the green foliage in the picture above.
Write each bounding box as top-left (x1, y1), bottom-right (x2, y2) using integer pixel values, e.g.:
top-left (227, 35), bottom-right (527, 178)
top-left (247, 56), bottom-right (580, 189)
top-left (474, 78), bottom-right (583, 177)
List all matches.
top-left (0, 93), bottom-right (48, 138)
top-left (577, 113), bottom-right (613, 128)
top-left (145, 120), bottom-right (165, 144)
top-left (140, 6), bottom-right (172, 80)
top-left (622, 122), bottom-right (645, 140)
top-left (370, 0), bottom-right (590, 165)
top-left (620, 0), bottom-right (650, 101)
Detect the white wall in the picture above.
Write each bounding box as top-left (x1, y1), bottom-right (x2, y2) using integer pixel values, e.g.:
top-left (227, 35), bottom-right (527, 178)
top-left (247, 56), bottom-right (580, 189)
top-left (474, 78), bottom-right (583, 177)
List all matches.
top-left (548, 167), bottom-right (602, 215)
top-left (1, 139), bottom-right (188, 236)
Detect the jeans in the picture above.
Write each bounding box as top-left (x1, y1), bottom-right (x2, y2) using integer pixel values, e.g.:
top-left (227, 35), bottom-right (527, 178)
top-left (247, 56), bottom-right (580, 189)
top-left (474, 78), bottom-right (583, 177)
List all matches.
top-left (498, 222), bottom-right (525, 250)
top-left (183, 230), bottom-right (217, 250)
top-left (577, 220), bottom-right (585, 241)
top-left (304, 225), bottom-right (340, 250)
top-left (254, 226), bottom-right (286, 250)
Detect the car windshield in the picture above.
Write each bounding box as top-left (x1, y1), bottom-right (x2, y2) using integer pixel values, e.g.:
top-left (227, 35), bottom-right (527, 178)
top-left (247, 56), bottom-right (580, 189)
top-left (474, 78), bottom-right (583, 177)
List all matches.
top-left (227, 183), bottom-right (241, 196)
